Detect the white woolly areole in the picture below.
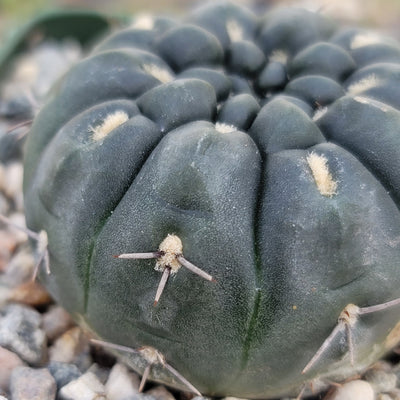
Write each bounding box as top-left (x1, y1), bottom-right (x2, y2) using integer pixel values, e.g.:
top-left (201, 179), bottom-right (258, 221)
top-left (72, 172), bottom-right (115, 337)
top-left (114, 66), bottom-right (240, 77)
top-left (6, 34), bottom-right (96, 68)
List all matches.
top-left (269, 50), bottom-right (288, 64)
top-left (131, 14), bottom-right (154, 30)
top-left (354, 96), bottom-right (390, 112)
top-left (347, 74), bottom-right (383, 95)
top-left (142, 63), bottom-right (174, 83)
top-left (139, 346), bottom-right (165, 365)
top-left (339, 304), bottom-right (360, 327)
top-left (37, 230), bottom-right (48, 253)
top-left (312, 107), bottom-right (328, 121)
top-left (306, 152), bottom-right (338, 197)
top-left (215, 122), bottom-right (237, 134)
top-left (350, 32), bottom-right (385, 49)
top-left (226, 19), bottom-right (244, 42)
top-left (91, 111), bottom-right (129, 141)
top-left (155, 234), bottom-right (183, 273)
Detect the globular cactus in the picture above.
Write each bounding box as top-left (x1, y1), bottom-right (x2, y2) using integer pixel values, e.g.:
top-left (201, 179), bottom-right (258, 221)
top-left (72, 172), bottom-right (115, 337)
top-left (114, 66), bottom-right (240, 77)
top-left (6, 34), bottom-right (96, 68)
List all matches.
top-left (22, 2), bottom-right (400, 398)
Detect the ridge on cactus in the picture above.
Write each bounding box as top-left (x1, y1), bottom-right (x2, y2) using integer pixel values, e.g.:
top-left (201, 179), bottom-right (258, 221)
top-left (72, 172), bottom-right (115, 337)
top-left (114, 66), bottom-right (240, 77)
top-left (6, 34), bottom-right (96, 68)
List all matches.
top-left (21, 1), bottom-right (400, 398)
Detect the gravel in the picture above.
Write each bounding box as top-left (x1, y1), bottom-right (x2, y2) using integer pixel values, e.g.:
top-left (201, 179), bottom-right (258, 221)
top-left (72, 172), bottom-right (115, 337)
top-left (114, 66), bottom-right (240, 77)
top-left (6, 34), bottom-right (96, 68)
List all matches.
top-left (9, 367), bottom-right (57, 400)
top-left (0, 15), bottom-right (400, 400)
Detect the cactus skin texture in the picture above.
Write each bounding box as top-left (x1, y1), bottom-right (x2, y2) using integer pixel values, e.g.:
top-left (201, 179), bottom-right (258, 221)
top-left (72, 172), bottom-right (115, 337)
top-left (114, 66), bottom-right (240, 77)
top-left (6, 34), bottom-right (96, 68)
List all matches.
top-left (23, 2), bottom-right (400, 398)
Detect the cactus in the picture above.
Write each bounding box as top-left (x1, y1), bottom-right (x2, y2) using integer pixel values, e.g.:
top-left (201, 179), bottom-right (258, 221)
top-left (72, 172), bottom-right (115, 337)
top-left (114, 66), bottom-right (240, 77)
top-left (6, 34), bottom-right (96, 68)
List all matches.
top-left (22, 2), bottom-right (400, 398)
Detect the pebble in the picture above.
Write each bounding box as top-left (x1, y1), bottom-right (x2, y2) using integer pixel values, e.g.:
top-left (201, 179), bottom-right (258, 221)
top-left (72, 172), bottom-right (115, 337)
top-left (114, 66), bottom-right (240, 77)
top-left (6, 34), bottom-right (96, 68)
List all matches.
top-left (2, 248), bottom-right (35, 287)
top-left (388, 388), bottom-right (400, 399)
top-left (124, 395), bottom-right (158, 400)
top-left (42, 306), bottom-right (74, 342)
top-left (3, 162), bottom-right (23, 200)
top-left (47, 361), bottom-right (82, 392)
top-left (392, 362), bottom-right (400, 385)
top-left (2, 213), bottom-right (30, 244)
top-left (324, 380), bottom-right (375, 400)
top-left (192, 397), bottom-right (211, 400)
top-left (59, 371), bottom-right (107, 400)
top-left (0, 194), bottom-right (9, 216)
top-left (0, 303), bottom-right (46, 365)
top-left (86, 363), bottom-right (110, 385)
top-left (9, 366), bottom-right (56, 400)
top-left (0, 231), bottom-right (14, 272)
top-left (105, 363), bottom-right (140, 400)
top-left (146, 386), bottom-right (176, 400)
top-left (364, 365), bottom-right (398, 393)
top-left (49, 326), bottom-right (89, 364)
top-left (0, 346), bottom-right (25, 392)
top-left (9, 280), bottom-right (52, 307)
top-left (378, 394), bottom-right (394, 400)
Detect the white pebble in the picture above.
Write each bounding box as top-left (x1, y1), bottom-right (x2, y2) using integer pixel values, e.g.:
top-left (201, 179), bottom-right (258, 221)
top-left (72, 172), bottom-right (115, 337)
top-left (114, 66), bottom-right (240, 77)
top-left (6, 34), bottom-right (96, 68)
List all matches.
top-left (49, 326), bottom-right (88, 364)
top-left (146, 385), bottom-right (176, 400)
top-left (324, 380), bottom-right (374, 400)
top-left (3, 162), bottom-right (23, 199)
top-left (59, 371), bottom-right (106, 400)
top-left (105, 363), bottom-right (140, 400)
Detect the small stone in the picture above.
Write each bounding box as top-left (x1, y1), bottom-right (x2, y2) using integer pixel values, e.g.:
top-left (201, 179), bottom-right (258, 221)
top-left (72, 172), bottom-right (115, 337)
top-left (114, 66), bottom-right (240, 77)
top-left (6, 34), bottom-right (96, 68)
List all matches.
top-left (378, 394), bottom-right (394, 400)
top-left (59, 371), bottom-right (107, 400)
top-left (0, 231), bottom-right (13, 272)
top-left (86, 363), bottom-right (109, 385)
top-left (223, 397), bottom-right (248, 400)
top-left (0, 164), bottom-right (5, 191)
top-left (9, 280), bottom-right (52, 307)
top-left (388, 388), bottom-right (400, 400)
top-left (47, 361), bottom-right (82, 391)
top-left (191, 397), bottom-right (212, 400)
top-left (124, 395), bottom-right (157, 400)
top-left (105, 363), bottom-right (140, 400)
top-left (9, 366), bottom-right (56, 400)
top-left (71, 346), bottom-right (92, 372)
top-left (0, 193), bottom-right (9, 216)
top-left (42, 306), bottom-right (74, 341)
top-left (2, 248), bottom-right (35, 287)
top-left (364, 366), bottom-right (397, 393)
top-left (146, 386), bottom-right (176, 400)
top-left (3, 162), bottom-right (23, 200)
top-left (324, 380), bottom-right (374, 400)
top-left (0, 346), bottom-right (25, 392)
top-left (49, 326), bottom-right (89, 364)
top-left (392, 362), bottom-right (400, 386)
top-left (3, 213), bottom-right (30, 244)
top-left (0, 303), bottom-right (47, 365)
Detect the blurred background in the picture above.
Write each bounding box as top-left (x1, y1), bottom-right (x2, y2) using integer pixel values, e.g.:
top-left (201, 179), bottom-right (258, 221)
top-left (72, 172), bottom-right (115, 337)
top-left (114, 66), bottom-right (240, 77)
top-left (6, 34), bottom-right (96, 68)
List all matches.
top-left (0, 0), bottom-right (399, 37)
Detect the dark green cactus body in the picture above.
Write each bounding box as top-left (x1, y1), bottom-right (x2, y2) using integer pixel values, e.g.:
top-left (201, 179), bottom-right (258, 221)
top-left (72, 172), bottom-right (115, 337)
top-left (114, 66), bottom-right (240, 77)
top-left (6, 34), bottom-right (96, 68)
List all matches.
top-left (23, 2), bottom-right (400, 398)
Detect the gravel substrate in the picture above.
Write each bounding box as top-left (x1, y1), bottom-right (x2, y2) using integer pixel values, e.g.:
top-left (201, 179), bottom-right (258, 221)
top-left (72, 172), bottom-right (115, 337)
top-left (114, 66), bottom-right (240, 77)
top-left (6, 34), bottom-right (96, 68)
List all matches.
top-left (1, 18), bottom-right (400, 400)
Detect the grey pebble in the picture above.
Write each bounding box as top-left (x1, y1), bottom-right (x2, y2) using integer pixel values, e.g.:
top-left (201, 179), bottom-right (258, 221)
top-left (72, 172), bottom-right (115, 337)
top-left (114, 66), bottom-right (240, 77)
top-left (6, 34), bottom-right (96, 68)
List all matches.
top-left (324, 380), bottom-right (375, 400)
top-left (364, 367), bottom-right (398, 393)
top-left (9, 366), bottom-right (56, 400)
top-left (0, 303), bottom-right (46, 365)
top-left (59, 371), bottom-right (106, 400)
top-left (123, 395), bottom-right (157, 400)
top-left (47, 361), bottom-right (82, 391)
top-left (0, 193), bottom-right (9, 216)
